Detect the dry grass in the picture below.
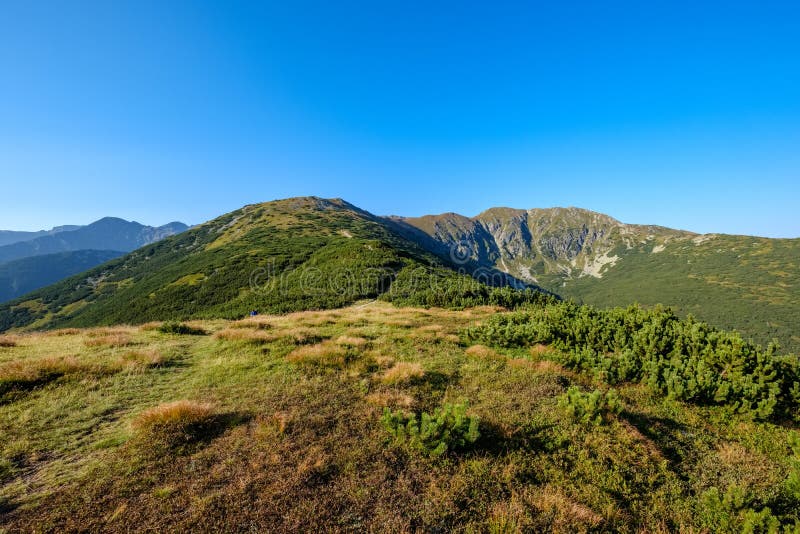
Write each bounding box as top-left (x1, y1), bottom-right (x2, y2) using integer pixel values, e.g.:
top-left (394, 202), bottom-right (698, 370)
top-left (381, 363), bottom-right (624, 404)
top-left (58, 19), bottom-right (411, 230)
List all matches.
top-left (84, 333), bottom-right (135, 348)
top-left (133, 400), bottom-right (215, 431)
top-left (228, 317), bottom-right (274, 330)
top-left (365, 390), bottom-right (415, 409)
top-left (116, 350), bottom-right (167, 370)
top-left (138, 322), bottom-right (163, 332)
top-left (0, 356), bottom-right (93, 394)
top-left (131, 401), bottom-right (219, 449)
top-left (465, 344), bottom-right (501, 360)
top-left (47, 328), bottom-right (82, 336)
top-left (380, 362), bottom-right (425, 384)
top-left (286, 342), bottom-right (348, 368)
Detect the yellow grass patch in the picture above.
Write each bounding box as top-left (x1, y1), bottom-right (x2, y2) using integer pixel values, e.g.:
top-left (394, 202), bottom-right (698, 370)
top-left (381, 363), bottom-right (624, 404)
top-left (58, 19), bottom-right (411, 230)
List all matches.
top-left (228, 316), bottom-right (274, 330)
top-left (465, 344), bottom-right (498, 358)
top-left (365, 391), bottom-right (415, 409)
top-left (286, 342), bottom-right (348, 368)
top-left (84, 333), bottom-right (135, 348)
top-left (47, 328), bottom-right (82, 337)
top-left (380, 362), bottom-right (425, 384)
top-left (132, 400), bottom-right (216, 433)
top-left (0, 356), bottom-right (93, 392)
top-left (116, 349), bottom-right (167, 370)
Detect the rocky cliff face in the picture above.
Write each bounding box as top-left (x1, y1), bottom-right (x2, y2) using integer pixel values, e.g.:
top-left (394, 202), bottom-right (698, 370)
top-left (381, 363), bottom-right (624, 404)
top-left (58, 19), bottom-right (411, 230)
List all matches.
top-left (396, 207), bottom-right (692, 286)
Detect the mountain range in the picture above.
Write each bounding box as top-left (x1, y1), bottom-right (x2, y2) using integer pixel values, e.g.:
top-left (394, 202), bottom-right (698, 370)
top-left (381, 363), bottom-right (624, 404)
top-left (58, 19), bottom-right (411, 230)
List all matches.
top-left (0, 218), bottom-right (188, 303)
top-left (0, 197), bottom-right (796, 351)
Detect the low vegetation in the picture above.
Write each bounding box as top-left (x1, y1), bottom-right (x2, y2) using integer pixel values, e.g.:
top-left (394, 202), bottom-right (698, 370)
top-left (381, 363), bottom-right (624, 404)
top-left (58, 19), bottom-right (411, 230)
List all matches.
top-left (465, 302), bottom-right (799, 421)
top-left (156, 321), bottom-right (207, 336)
top-left (381, 401), bottom-right (480, 456)
top-left (558, 386), bottom-right (621, 426)
top-left (0, 301), bottom-right (798, 532)
top-left (131, 400), bottom-right (219, 452)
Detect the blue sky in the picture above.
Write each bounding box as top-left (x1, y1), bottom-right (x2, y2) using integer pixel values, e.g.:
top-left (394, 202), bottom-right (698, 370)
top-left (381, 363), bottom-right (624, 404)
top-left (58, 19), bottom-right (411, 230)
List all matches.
top-left (1, 1), bottom-right (798, 237)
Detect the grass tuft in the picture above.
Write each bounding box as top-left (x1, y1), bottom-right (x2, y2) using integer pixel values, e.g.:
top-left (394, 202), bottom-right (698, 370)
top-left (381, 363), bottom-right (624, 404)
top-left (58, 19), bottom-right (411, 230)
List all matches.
top-left (380, 362), bottom-right (425, 384)
top-left (0, 356), bottom-right (93, 395)
top-left (84, 333), bottom-right (135, 348)
top-left (286, 342), bottom-right (349, 368)
top-left (131, 400), bottom-right (218, 450)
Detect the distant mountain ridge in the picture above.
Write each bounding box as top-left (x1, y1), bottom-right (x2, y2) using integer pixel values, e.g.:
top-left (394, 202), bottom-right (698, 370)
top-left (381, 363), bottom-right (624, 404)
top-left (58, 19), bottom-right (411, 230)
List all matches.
top-left (395, 206), bottom-right (800, 350)
top-left (0, 218), bottom-right (188, 264)
top-left (0, 225), bottom-right (82, 247)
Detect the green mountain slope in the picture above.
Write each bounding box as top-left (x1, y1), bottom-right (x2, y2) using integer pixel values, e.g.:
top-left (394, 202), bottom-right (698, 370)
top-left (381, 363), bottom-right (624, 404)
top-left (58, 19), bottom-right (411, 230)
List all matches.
top-left (397, 207), bottom-right (800, 350)
top-left (0, 198), bottom-right (545, 331)
top-left (0, 249), bottom-right (124, 303)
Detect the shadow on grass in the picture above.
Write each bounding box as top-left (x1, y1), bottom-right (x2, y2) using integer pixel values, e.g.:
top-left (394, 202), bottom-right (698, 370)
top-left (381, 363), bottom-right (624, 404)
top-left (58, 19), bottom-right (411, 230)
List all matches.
top-left (474, 420), bottom-right (563, 457)
top-left (132, 411), bottom-right (253, 457)
top-left (620, 410), bottom-right (694, 480)
top-left (0, 375), bottom-right (64, 404)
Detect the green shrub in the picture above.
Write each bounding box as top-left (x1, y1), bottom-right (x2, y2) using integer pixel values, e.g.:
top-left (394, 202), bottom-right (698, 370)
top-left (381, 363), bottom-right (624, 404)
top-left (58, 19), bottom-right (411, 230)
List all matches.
top-left (697, 485), bottom-right (782, 534)
top-left (381, 401), bottom-right (480, 457)
top-left (157, 321), bottom-right (206, 336)
top-left (786, 432), bottom-right (800, 503)
top-left (464, 303), bottom-right (799, 420)
top-left (558, 386), bottom-right (621, 426)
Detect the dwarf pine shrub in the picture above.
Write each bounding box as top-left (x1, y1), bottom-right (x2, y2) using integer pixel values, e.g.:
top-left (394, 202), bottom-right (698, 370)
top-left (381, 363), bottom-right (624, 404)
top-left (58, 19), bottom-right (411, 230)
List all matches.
top-left (464, 302), bottom-right (799, 420)
top-left (381, 401), bottom-right (480, 456)
top-left (786, 432), bottom-right (800, 503)
top-left (558, 386), bottom-right (621, 426)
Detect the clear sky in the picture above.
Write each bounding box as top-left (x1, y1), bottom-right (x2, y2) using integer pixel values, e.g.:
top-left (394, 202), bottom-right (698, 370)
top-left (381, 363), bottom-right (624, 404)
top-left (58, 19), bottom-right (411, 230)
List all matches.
top-left (1, 1), bottom-right (799, 237)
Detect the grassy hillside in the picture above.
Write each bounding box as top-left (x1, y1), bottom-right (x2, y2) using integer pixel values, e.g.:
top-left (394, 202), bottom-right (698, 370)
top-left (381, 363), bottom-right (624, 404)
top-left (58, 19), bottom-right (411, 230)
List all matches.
top-left (0, 198), bottom-right (546, 332)
top-left (560, 234), bottom-right (800, 351)
top-left (1, 302), bottom-right (799, 532)
top-left (397, 207), bottom-right (800, 351)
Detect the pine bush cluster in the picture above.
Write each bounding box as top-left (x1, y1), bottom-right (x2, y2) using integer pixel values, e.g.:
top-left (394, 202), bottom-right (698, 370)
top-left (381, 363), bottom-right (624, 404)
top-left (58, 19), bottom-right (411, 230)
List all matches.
top-left (381, 401), bottom-right (480, 456)
top-left (558, 386), bottom-right (621, 426)
top-left (464, 302), bottom-right (800, 420)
